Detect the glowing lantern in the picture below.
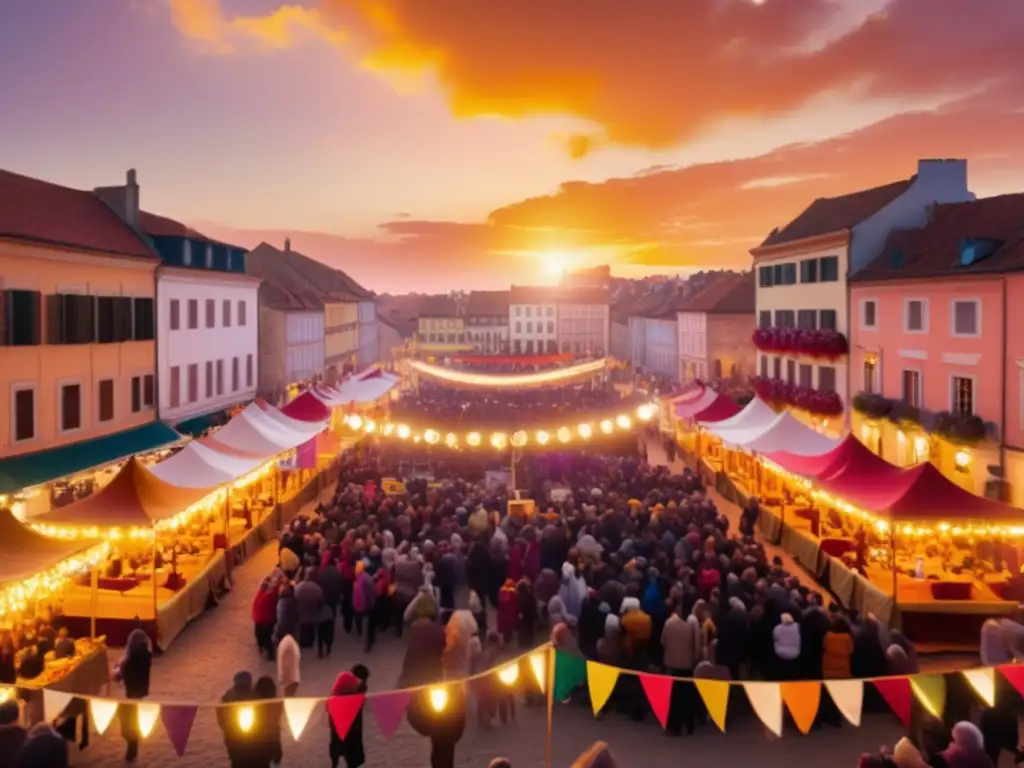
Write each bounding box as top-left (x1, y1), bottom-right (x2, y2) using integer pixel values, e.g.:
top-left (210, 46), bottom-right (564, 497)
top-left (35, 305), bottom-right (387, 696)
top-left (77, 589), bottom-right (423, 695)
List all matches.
top-left (396, 424), bottom-right (412, 439)
top-left (511, 431), bottom-right (528, 448)
top-left (557, 427), bottom-right (572, 443)
top-left (599, 419), bottom-right (614, 434)
top-left (535, 430), bottom-right (550, 445)
top-left (616, 415), bottom-right (631, 429)
top-left (467, 432), bottom-right (482, 447)
top-left (577, 424), bottom-right (592, 439)
top-left (429, 686), bottom-right (448, 712)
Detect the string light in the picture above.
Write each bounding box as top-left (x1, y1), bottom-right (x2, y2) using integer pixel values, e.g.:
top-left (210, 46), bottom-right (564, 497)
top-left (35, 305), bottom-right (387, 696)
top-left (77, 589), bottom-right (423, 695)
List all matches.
top-left (429, 686), bottom-right (448, 712)
top-left (347, 414), bottom-right (364, 431)
top-left (396, 424), bottom-right (411, 439)
top-left (536, 430), bottom-right (550, 445)
top-left (578, 424), bottom-right (592, 439)
top-left (0, 541), bottom-right (109, 617)
top-left (467, 432), bottom-right (482, 447)
top-left (497, 664), bottom-right (519, 686)
top-left (600, 419), bottom-right (614, 434)
top-left (445, 432), bottom-right (458, 448)
top-left (511, 431), bottom-right (528, 448)
top-left (616, 415), bottom-right (631, 429)
top-left (237, 705), bottom-right (255, 733)
top-left (424, 429), bottom-right (440, 445)
top-left (409, 358), bottom-right (608, 388)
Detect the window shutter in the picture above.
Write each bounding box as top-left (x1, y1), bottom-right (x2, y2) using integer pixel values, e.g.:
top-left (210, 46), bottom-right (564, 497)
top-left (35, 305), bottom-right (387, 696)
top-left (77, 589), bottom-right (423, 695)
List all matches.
top-left (0, 290), bottom-right (7, 346)
top-left (29, 292), bottom-right (42, 345)
top-left (46, 294), bottom-right (65, 344)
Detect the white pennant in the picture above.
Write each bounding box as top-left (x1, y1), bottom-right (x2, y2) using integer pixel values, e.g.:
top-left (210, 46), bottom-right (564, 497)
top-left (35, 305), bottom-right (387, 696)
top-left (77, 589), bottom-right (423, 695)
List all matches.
top-left (962, 668), bottom-right (995, 707)
top-left (743, 682), bottom-right (782, 737)
top-left (284, 698), bottom-right (319, 740)
top-left (824, 679), bottom-right (863, 727)
top-left (90, 699), bottom-right (119, 735)
top-left (43, 690), bottom-right (74, 722)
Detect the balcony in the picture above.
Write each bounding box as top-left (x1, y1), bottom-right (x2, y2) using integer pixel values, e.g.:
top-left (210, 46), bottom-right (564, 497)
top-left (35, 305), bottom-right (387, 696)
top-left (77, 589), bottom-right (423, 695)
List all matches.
top-left (752, 376), bottom-right (843, 417)
top-left (752, 327), bottom-right (848, 360)
top-left (850, 392), bottom-right (997, 444)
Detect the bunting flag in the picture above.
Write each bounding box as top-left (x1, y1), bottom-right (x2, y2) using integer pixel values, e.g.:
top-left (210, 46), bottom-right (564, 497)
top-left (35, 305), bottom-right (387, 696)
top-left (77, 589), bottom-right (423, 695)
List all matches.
top-left (638, 673), bottom-right (673, 730)
top-left (963, 668), bottom-right (996, 707)
top-left (283, 698), bottom-right (319, 740)
top-left (43, 689), bottom-right (74, 722)
top-left (369, 690), bottom-right (411, 740)
top-left (695, 679), bottom-right (730, 732)
top-left (911, 674), bottom-right (946, 719)
top-left (874, 677), bottom-right (912, 727)
top-left (327, 694), bottom-right (366, 740)
top-left (823, 680), bottom-right (862, 727)
top-left (999, 664), bottom-right (1024, 698)
top-left (585, 661), bottom-right (619, 716)
top-left (160, 705), bottom-right (197, 757)
top-left (780, 682), bottom-right (820, 735)
top-left (744, 683), bottom-right (783, 737)
top-left (554, 651), bottom-right (588, 702)
top-left (90, 699), bottom-right (119, 735)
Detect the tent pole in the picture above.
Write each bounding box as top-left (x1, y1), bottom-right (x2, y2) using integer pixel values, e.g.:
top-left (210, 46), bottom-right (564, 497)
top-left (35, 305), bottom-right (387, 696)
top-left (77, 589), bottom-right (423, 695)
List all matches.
top-left (151, 526), bottom-right (158, 636)
top-left (889, 525), bottom-right (898, 603)
top-left (89, 563), bottom-right (98, 640)
top-left (224, 487), bottom-right (231, 538)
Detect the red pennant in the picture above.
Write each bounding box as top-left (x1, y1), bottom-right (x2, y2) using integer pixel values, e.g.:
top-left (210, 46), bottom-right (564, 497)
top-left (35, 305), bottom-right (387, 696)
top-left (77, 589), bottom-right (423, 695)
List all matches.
top-left (327, 694), bottom-right (366, 740)
top-left (874, 678), bottom-right (912, 726)
top-left (639, 673), bottom-right (673, 730)
top-left (999, 665), bottom-right (1024, 698)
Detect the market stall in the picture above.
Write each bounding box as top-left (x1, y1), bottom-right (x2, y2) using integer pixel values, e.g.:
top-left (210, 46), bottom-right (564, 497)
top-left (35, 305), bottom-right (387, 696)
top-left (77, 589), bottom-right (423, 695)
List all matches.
top-left (672, 384), bottom-right (741, 461)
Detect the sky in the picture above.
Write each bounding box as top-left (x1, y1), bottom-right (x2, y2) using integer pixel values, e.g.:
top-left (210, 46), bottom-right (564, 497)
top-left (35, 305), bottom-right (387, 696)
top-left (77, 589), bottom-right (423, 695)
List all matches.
top-left (2, 0), bottom-right (1023, 293)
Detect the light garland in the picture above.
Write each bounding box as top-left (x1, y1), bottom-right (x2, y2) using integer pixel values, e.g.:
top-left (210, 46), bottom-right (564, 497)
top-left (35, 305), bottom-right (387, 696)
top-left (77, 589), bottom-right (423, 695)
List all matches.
top-left (344, 403), bottom-right (658, 448)
top-left (409, 358), bottom-right (608, 388)
top-left (0, 541), bottom-right (110, 618)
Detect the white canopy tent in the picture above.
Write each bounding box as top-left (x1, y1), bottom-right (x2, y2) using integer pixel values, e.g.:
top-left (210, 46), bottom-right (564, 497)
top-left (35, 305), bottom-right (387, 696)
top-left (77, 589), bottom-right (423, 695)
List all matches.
top-left (700, 396), bottom-right (776, 436)
top-left (674, 387), bottom-right (718, 419)
top-left (149, 441), bottom-right (260, 489)
top-left (204, 410), bottom-right (302, 457)
top-left (322, 376), bottom-right (397, 406)
top-left (714, 410), bottom-right (839, 456)
top-left (248, 402), bottom-right (324, 437)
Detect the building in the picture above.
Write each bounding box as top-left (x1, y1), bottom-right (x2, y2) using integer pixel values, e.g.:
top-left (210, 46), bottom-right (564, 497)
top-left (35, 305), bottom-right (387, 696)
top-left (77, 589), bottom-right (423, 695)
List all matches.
top-left (377, 314), bottom-right (406, 362)
top-left (625, 286), bottom-right (688, 379)
top-left (464, 290), bottom-right (510, 354)
top-left (849, 193), bottom-right (1024, 503)
top-left (416, 295), bottom-right (470, 355)
top-left (0, 169), bottom-right (179, 514)
top-left (562, 264), bottom-right (611, 288)
top-left (131, 210), bottom-right (259, 431)
top-left (246, 243), bottom-right (326, 402)
top-left (677, 272), bottom-right (756, 384)
top-left (751, 159), bottom-right (972, 428)
top-left (509, 286), bottom-right (558, 355)
top-left (557, 287), bottom-right (610, 357)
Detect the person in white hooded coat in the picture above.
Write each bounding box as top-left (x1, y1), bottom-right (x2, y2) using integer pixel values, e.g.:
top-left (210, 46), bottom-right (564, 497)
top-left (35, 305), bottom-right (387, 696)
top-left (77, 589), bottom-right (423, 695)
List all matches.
top-left (772, 613), bottom-right (801, 680)
top-left (558, 562), bottom-right (587, 623)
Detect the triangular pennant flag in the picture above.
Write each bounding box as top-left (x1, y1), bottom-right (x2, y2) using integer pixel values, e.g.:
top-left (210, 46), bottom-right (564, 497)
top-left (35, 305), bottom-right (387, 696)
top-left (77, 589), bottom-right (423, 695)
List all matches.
top-left (744, 682), bottom-right (783, 737)
top-left (327, 694), bottom-right (366, 740)
top-left (874, 677), bottom-right (912, 727)
top-left (160, 705), bottom-right (197, 757)
top-left (639, 673), bottom-right (673, 730)
top-left (43, 690), bottom-right (74, 722)
top-left (283, 698), bottom-right (319, 740)
top-left (369, 690), bottom-right (411, 740)
top-left (963, 668), bottom-right (996, 707)
top-left (780, 681), bottom-right (821, 735)
top-left (554, 651), bottom-right (587, 702)
top-left (90, 699), bottom-right (119, 735)
top-left (824, 680), bottom-right (863, 727)
top-left (585, 661), bottom-right (620, 716)
top-left (695, 679), bottom-right (730, 732)
top-left (911, 674), bottom-right (946, 719)
top-left (999, 664), bottom-right (1024, 698)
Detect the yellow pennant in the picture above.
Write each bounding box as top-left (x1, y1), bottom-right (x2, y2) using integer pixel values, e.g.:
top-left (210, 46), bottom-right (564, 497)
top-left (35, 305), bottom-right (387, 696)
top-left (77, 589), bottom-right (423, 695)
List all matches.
top-left (90, 699), bottom-right (119, 735)
top-left (911, 674), bottom-right (946, 719)
top-left (962, 668), bottom-right (995, 707)
top-left (694, 679), bottom-right (730, 732)
top-left (586, 661), bottom-right (620, 716)
top-left (284, 698), bottom-right (319, 740)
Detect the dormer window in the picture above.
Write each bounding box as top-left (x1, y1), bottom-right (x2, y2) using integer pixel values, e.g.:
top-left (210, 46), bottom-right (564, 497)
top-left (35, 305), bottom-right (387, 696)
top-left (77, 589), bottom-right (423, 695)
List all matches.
top-left (889, 248), bottom-right (903, 269)
top-left (959, 237), bottom-right (1001, 267)
top-left (205, 244), bottom-right (213, 268)
top-left (182, 240), bottom-right (192, 266)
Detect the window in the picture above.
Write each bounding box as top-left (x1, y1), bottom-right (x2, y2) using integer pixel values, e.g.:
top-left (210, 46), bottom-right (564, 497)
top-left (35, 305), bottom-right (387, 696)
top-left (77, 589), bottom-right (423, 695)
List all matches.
top-left (819, 309), bottom-right (837, 331)
top-left (526, 321), bottom-right (533, 333)
top-left (863, 358), bottom-right (876, 394)
top-left (1, 290), bottom-right (42, 346)
top-left (144, 374), bottom-right (154, 408)
top-left (861, 300), bottom-right (877, 329)
top-left (902, 370), bottom-right (922, 408)
top-left (205, 361), bottom-right (214, 398)
top-left (169, 366), bottom-right (180, 408)
top-left (514, 307), bottom-right (521, 316)
top-left (168, 299), bottom-right (180, 331)
top-left (759, 355), bottom-right (769, 378)
top-left (515, 321), bottom-right (521, 333)
top-left (525, 307), bottom-right (532, 317)
top-left (131, 377), bottom-right (141, 413)
top-left (952, 300), bottom-right (980, 337)
top-left (132, 298), bottom-right (155, 340)
top-left (95, 296), bottom-right (132, 343)
top-left (46, 294), bottom-right (95, 344)
top-left (232, 357), bottom-right (239, 391)
top-left (97, 379), bottom-right (114, 422)
top-left (774, 310), bottom-right (795, 328)
top-left (771, 263), bottom-right (797, 285)
top-left (799, 364), bottom-right (813, 388)
top-left (797, 310), bottom-right (817, 330)
top-left (238, 301), bottom-right (247, 326)
top-left (546, 306), bottom-right (554, 316)
top-left (206, 299), bottom-right (215, 328)
top-left (786, 359), bottom-right (796, 384)
top-left (216, 360), bottom-right (224, 395)
top-left (773, 357), bottom-right (782, 379)
top-left (59, 383), bottom-right (81, 432)
top-left (222, 300), bottom-right (231, 327)
top-left (547, 321), bottom-right (554, 333)
top-left (818, 366), bottom-right (836, 393)
top-left (819, 255), bottom-right (840, 282)
top-left (904, 299), bottom-right (927, 333)
top-left (758, 311), bottom-right (771, 329)
top-left (187, 299), bottom-right (199, 329)
top-left (758, 266), bottom-right (774, 288)
top-left (246, 354), bottom-right (253, 387)
top-left (951, 375), bottom-right (974, 416)
top-left (182, 240), bottom-right (192, 266)
top-left (799, 259), bottom-right (818, 283)
top-left (187, 363), bottom-right (199, 402)
top-left (12, 386), bottom-right (35, 442)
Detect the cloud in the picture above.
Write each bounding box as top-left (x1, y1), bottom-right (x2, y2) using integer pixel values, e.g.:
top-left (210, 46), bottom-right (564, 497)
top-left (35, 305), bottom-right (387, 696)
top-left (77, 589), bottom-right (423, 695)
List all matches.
top-left (169, 0), bottom-right (1024, 153)
top-left (168, 0), bottom-right (344, 52)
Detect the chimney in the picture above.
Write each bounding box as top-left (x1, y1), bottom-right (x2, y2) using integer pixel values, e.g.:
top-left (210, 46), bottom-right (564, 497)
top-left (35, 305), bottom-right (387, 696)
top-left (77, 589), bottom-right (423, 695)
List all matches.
top-left (124, 168), bottom-right (139, 228)
top-left (915, 159), bottom-right (969, 199)
top-left (284, 238), bottom-right (291, 252)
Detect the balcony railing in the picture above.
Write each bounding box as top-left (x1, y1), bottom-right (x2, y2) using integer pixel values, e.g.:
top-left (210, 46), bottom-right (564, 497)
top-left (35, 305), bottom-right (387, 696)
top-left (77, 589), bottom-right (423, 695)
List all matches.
top-left (752, 376), bottom-right (843, 417)
top-left (850, 392), bottom-right (997, 444)
top-left (752, 327), bottom-right (848, 360)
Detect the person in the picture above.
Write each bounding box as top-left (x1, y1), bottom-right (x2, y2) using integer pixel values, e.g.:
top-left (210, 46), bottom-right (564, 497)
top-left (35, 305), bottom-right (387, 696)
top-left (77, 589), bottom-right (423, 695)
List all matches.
top-left (328, 665), bottom-right (369, 768)
top-left (14, 723), bottom-right (67, 768)
top-left (662, 600), bottom-right (701, 736)
top-left (0, 699), bottom-right (26, 762)
top-left (353, 561), bottom-right (377, 652)
top-left (274, 583), bottom-right (299, 645)
top-left (114, 628), bottom-right (151, 763)
top-left (295, 569), bottom-right (325, 650)
top-left (939, 721), bottom-right (993, 768)
top-left (218, 671), bottom-right (254, 768)
top-left (277, 633), bottom-right (301, 696)
top-left (253, 676), bottom-right (283, 768)
top-left (252, 576), bottom-right (279, 662)
top-left (489, 760), bottom-right (512, 768)
top-left (772, 613), bottom-right (801, 680)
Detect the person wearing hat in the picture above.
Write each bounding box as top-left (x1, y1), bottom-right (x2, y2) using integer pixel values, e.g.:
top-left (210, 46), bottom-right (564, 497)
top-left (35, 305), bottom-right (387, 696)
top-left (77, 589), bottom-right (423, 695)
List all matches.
top-left (328, 665), bottom-right (369, 768)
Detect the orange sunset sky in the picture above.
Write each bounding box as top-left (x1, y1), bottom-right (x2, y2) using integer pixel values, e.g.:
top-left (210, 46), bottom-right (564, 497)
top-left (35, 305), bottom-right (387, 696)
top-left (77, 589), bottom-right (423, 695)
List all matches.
top-left (2, 0), bottom-right (1023, 292)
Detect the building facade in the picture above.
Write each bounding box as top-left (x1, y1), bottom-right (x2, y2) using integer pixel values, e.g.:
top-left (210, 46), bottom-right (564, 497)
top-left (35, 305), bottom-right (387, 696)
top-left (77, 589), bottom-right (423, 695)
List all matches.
top-left (358, 300), bottom-right (378, 367)
top-left (139, 212), bottom-right (259, 427)
top-left (324, 300), bottom-right (360, 377)
top-left (509, 286), bottom-right (558, 355)
top-left (416, 296), bottom-right (469, 355)
top-left (465, 290), bottom-right (510, 354)
top-left (637, 315), bottom-right (678, 379)
top-left (377, 315), bottom-right (405, 362)
top-left (751, 159), bottom-right (972, 428)
top-left (677, 273), bottom-right (756, 384)
top-left (558, 287), bottom-right (610, 357)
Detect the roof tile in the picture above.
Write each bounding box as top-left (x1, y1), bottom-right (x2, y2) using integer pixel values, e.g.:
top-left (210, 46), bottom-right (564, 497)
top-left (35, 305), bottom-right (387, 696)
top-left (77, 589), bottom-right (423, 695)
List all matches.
top-left (466, 290), bottom-right (510, 316)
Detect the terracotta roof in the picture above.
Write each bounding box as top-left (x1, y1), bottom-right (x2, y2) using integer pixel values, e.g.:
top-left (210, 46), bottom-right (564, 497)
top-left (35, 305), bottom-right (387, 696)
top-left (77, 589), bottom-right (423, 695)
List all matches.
top-left (246, 243), bottom-right (326, 311)
top-left (466, 290), bottom-right (510, 316)
top-left (510, 285), bottom-right (561, 304)
top-left (759, 178), bottom-right (913, 248)
top-left (0, 169), bottom-right (155, 259)
top-left (560, 287), bottom-right (610, 305)
top-left (852, 193), bottom-right (1024, 282)
top-left (614, 285), bottom-right (680, 322)
top-left (682, 272), bottom-right (755, 314)
top-left (139, 211), bottom-right (237, 247)
top-left (418, 295), bottom-right (461, 318)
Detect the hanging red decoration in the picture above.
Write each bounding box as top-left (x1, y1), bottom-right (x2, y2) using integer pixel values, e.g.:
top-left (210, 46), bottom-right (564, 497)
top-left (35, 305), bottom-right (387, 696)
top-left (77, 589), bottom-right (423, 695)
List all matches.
top-left (751, 327), bottom-right (848, 360)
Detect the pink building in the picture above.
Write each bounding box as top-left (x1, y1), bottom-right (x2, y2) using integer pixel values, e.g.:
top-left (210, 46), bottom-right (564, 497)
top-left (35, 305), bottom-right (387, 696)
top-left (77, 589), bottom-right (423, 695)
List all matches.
top-left (849, 193), bottom-right (1024, 503)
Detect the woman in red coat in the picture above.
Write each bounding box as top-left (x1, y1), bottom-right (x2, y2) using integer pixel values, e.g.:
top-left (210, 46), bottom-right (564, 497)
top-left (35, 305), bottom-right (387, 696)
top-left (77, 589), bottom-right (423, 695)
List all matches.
top-left (252, 576), bottom-right (280, 661)
top-left (496, 579), bottom-right (519, 642)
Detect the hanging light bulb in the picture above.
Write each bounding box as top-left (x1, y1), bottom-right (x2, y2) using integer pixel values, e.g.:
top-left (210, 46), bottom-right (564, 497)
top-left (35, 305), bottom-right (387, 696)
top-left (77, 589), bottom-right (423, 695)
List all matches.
top-left (636, 403), bottom-right (656, 421)
top-left (396, 424), bottom-right (411, 439)
top-left (616, 414), bottom-right (631, 429)
top-left (237, 705), bottom-right (256, 734)
top-left (467, 432), bottom-right (482, 447)
top-left (382, 422), bottom-right (395, 436)
top-left (423, 429), bottom-right (440, 444)
top-left (348, 414), bottom-right (363, 431)
top-left (599, 419), bottom-right (614, 434)
top-left (445, 432), bottom-right (458, 447)
top-left (535, 430), bottom-right (550, 445)
top-left (511, 431), bottom-right (528, 448)
top-left (557, 426), bottom-right (572, 443)
top-left (429, 686), bottom-right (448, 712)
top-left (363, 420), bottom-right (376, 433)
top-left (577, 424), bottom-right (592, 439)
top-left (497, 663), bottom-right (519, 686)
top-left (491, 433), bottom-right (508, 449)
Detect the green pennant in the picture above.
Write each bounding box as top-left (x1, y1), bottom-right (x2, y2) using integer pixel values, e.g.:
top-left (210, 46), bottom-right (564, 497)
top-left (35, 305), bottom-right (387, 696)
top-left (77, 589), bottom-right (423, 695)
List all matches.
top-left (554, 650), bottom-right (588, 702)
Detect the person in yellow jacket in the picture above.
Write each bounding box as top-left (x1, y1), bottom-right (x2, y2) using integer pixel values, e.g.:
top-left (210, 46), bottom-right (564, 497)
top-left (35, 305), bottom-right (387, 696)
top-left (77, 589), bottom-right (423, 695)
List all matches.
top-left (618, 597), bottom-right (652, 660)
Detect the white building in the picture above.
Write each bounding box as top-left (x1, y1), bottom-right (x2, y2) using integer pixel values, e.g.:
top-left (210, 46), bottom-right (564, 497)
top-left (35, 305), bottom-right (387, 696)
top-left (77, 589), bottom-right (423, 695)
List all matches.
top-left (358, 300), bottom-right (378, 366)
top-left (509, 286), bottom-right (559, 355)
top-left (139, 212), bottom-right (260, 429)
top-left (465, 290), bottom-right (510, 354)
top-left (557, 287), bottom-right (610, 357)
top-left (751, 159), bottom-right (972, 423)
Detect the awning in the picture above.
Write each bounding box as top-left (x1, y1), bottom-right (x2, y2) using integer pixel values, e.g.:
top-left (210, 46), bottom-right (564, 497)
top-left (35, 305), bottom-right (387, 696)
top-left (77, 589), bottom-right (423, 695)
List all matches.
top-left (662, 381), bottom-right (704, 403)
top-left (148, 441), bottom-right (262, 489)
top-left (766, 434), bottom-right (884, 480)
top-left (281, 391), bottom-right (332, 423)
top-left (257, 398), bottom-right (327, 433)
top-left (701, 396), bottom-right (776, 435)
top-left (692, 395), bottom-right (741, 423)
top-left (202, 409), bottom-right (302, 457)
top-left (0, 508), bottom-right (94, 588)
top-left (174, 407), bottom-right (231, 437)
top-left (674, 388), bottom-right (719, 419)
top-left (713, 411), bottom-right (839, 456)
top-left (0, 421), bottom-right (183, 495)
